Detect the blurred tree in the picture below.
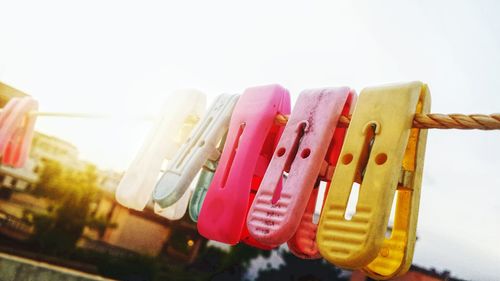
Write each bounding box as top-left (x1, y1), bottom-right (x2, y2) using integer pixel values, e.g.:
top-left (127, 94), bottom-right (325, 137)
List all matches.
top-left (223, 243), bottom-right (272, 268)
top-left (32, 159), bottom-right (66, 199)
top-left (207, 243), bottom-right (273, 281)
top-left (32, 163), bottom-right (101, 254)
top-left (252, 250), bottom-right (348, 281)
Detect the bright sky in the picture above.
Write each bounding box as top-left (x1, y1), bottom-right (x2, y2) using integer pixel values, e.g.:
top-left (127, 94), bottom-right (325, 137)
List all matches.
top-left (1, 0), bottom-right (499, 279)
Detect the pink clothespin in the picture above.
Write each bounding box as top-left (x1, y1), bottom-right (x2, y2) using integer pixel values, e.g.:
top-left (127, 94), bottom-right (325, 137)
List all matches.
top-left (0, 97), bottom-right (38, 167)
top-left (247, 88), bottom-right (356, 255)
top-left (197, 84), bottom-right (291, 249)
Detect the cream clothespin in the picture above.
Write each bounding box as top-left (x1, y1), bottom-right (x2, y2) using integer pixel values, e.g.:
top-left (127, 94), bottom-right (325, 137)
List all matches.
top-left (115, 90), bottom-right (206, 210)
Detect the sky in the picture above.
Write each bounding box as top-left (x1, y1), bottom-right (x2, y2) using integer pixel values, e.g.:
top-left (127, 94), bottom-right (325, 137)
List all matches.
top-left (1, 0), bottom-right (499, 279)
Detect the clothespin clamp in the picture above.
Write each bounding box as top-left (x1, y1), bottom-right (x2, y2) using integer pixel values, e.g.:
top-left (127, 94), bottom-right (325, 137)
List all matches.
top-left (115, 90), bottom-right (206, 211)
top-left (188, 133), bottom-right (228, 222)
top-left (317, 82), bottom-right (431, 279)
top-left (197, 84), bottom-right (291, 249)
top-left (288, 90), bottom-right (356, 259)
top-left (0, 97), bottom-right (39, 167)
top-left (246, 88), bottom-right (356, 256)
top-left (154, 180), bottom-right (196, 220)
top-left (153, 94), bottom-right (239, 211)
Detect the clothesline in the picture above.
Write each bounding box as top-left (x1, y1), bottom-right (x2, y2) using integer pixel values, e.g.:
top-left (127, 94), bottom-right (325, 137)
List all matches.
top-left (9, 109), bottom-right (500, 130)
top-left (4, 110), bottom-right (156, 121)
top-left (277, 113), bottom-right (500, 130)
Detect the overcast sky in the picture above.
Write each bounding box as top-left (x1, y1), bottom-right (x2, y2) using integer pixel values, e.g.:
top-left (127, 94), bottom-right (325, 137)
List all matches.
top-left (1, 0), bottom-right (499, 279)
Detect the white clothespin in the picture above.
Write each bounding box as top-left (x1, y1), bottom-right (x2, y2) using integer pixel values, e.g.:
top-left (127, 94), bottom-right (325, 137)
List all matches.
top-left (153, 94), bottom-right (239, 208)
top-left (154, 174), bottom-right (198, 220)
top-left (115, 90), bottom-right (206, 210)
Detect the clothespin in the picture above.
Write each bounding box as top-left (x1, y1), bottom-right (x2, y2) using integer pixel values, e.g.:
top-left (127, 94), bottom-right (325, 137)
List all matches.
top-left (115, 90), bottom-right (206, 211)
top-left (0, 97), bottom-right (39, 167)
top-left (287, 89), bottom-right (356, 259)
top-left (317, 82), bottom-right (431, 279)
top-left (197, 84), bottom-right (291, 249)
top-left (287, 187), bottom-right (323, 259)
top-left (188, 134), bottom-right (228, 222)
top-left (154, 181), bottom-right (196, 220)
top-left (246, 88), bottom-right (356, 256)
top-left (153, 94), bottom-right (239, 210)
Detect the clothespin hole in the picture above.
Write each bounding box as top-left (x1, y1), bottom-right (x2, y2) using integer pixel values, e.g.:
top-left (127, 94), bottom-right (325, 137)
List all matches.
top-left (198, 140), bottom-right (205, 147)
top-left (386, 193), bottom-right (398, 238)
top-left (312, 181), bottom-right (328, 224)
top-left (282, 170), bottom-right (289, 180)
top-left (342, 153), bottom-right (353, 165)
top-left (344, 182), bottom-right (360, 221)
top-left (300, 148), bottom-right (311, 159)
top-left (375, 153), bottom-right (387, 165)
top-left (276, 147), bottom-right (286, 157)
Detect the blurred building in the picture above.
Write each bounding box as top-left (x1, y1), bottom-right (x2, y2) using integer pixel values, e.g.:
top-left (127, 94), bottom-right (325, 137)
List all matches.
top-left (0, 82), bottom-right (203, 262)
top-left (0, 159), bottom-right (38, 192)
top-left (0, 82), bottom-right (27, 105)
top-left (30, 132), bottom-right (84, 171)
top-left (81, 190), bottom-right (203, 262)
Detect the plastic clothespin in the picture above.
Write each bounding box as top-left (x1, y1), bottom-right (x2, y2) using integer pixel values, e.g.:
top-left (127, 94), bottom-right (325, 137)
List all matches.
top-left (188, 134), bottom-right (228, 222)
top-left (115, 90), bottom-right (206, 211)
top-left (287, 89), bottom-right (356, 259)
top-left (153, 94), bottom-right (239, 210)
top-left (154, 181), bottom-right (196, 220)
top-left (0, 97), bottom-right (39, 167)
top-left (317, 82), bottom-right (431, 280)
top-left (197, 84), bottom-right (291, 249)
top-left (153, 166), bottom-right (202, 220)
top-left (246, 88), bottom-right (356, 255)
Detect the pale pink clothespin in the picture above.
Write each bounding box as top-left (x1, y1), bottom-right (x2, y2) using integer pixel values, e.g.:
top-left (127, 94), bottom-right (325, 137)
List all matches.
top-left (247, 88), bottom-right (355, 257)
top-left (0, 97), bottom-right (38, 167)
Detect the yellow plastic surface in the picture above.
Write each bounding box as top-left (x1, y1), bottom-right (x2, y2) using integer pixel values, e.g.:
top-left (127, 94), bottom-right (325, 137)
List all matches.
top-left (317, 82), bottom-right (431, 280)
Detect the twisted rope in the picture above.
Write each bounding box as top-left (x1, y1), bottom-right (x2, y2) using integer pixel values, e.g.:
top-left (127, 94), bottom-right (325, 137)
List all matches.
top-left (276, 113), bottom-right (500, 130)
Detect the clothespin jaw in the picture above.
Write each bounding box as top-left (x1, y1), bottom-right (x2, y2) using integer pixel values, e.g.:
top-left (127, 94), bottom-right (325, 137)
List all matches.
top-left (197, 84), bottom-right (291, 248)
top-left (0, 97), bottom-right (39, 167)
top-left (287, 187), bottom-right (322, 259)
top-left (115, 90), bottom-right (206, 211)
top-left (247, 88), bottom-right (355, 248)
top-left (287, 91), bottom-right (356, 259)
top-left (153, 94), bottom-right (239, 208)
top-left (188, 139), bottom-right (225, 222)
top-left (317, 82), bottom-right (431, 279)
top-left (154, 184), bottom-right (194, 220)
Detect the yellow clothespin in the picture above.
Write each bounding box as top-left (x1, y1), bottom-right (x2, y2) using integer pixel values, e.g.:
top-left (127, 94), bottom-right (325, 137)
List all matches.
top-left (317, 81), bottom-right (431, 280)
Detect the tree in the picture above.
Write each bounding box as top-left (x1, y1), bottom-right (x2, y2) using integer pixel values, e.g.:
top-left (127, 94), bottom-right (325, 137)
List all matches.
top-left (253, 250), bottom-right (348, 281)
top-left (33, 162), bottom-right (100, 254)
top-left (207, 243), bottom-right (273, 281)
top-left (32, 159), bottom-right (66, 199)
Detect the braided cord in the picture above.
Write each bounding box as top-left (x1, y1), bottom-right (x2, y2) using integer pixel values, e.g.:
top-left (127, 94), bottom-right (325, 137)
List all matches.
top-left (276, 113), bottom-right (500, 130)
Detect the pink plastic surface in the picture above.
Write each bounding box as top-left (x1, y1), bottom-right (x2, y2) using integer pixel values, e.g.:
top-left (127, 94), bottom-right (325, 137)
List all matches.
top-left (0, 97), bottom-right (38, 167)
top-left (287, 187), bottom-right (321, 259)
top-left (197, 84), bottom-right (291, 248)
top-left (247, 88), bottom-right (355, 248)
top-left (287, 90), bottom-right (356, 258)
top-left (0, 98), bottom-right (22, 152)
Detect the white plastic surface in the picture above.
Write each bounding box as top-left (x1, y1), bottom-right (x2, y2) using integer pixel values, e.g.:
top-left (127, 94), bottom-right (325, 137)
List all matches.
top-left (153, 94), bottom-right (238, 208)
top-left (115, 89), bottom-right (206, 210)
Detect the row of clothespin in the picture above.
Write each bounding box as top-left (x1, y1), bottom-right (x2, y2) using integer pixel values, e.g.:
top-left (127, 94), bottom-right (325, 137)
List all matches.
top-left (113, 81), bottom-right (498, 280)
top-left (115, 81), bottom-right (434, 280)
top-left (0, 81), bottom-right (495, 280)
